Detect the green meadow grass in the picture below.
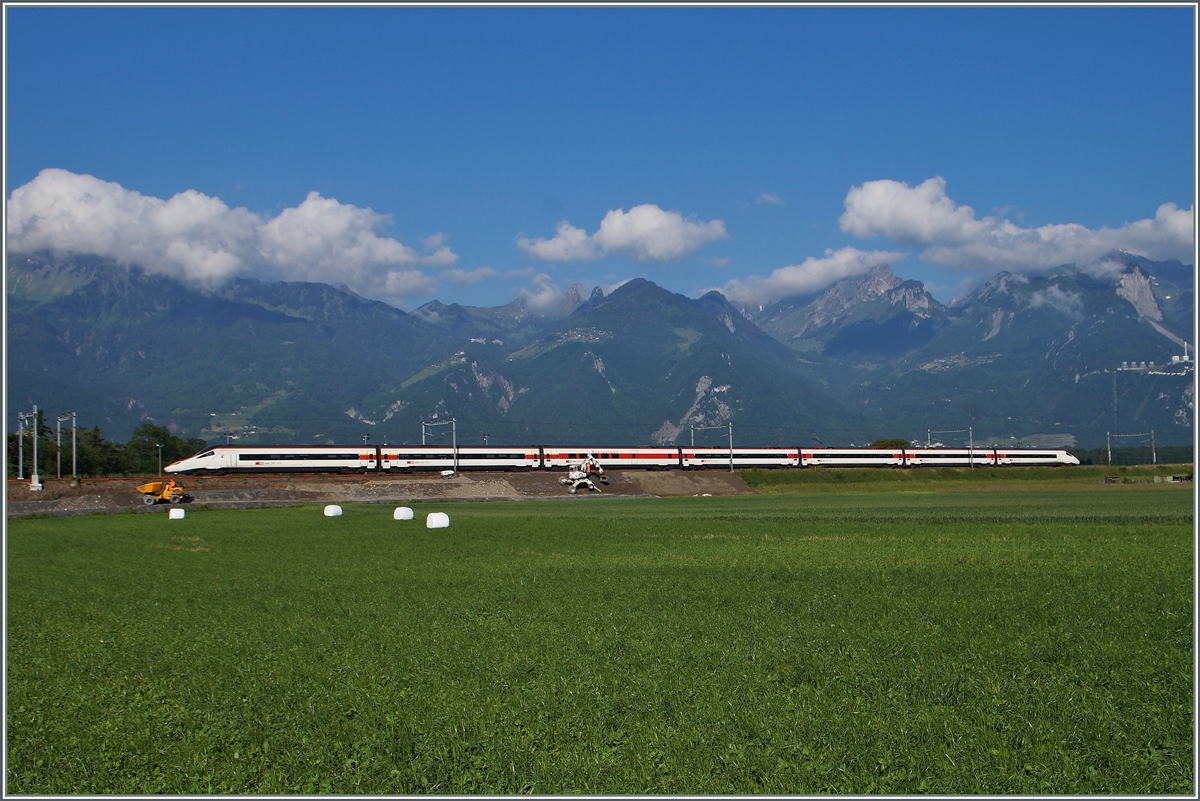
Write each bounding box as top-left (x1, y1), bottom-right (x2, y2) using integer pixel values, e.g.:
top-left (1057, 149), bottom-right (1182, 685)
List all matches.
top-left (742, 463), bottom-right (1194, 491)
top-left (6, 486), bottom-right (1193, 793)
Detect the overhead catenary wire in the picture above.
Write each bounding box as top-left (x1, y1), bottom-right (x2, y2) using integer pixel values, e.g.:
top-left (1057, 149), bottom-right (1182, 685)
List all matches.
top-left (1106, 430), bottom-right (1156, 466)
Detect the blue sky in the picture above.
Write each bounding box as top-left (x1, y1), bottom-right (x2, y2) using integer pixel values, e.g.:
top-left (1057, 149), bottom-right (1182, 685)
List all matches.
top-left (6, 6), bottom-right (1195, 310)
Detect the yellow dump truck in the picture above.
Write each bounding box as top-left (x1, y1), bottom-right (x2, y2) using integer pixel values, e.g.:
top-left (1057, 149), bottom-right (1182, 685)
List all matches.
top-left (137, 480), bottom-right (188, 505)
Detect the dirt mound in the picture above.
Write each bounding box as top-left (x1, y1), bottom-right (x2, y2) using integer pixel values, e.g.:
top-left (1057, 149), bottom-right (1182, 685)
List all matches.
top-left (623, 470), bottom-right (750, 497)
top-left (6, 470), bottom-right (754, 517)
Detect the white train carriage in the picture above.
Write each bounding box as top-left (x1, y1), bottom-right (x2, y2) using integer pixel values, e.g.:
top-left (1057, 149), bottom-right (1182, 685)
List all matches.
top-left (992, 449), bottom-right (1080, 466)
top-left (381, 447), bottom-right (539, 472)
top-left (684, 448), bottom-right (799, 469)
top-left (901, 448), bottom-right (995, 467)
top-left (542, 448), bottom-right (680, 470)
top-left (165, 445), bottom-right (377, 474)
top-left (800, 449), bottom-right (906, 467)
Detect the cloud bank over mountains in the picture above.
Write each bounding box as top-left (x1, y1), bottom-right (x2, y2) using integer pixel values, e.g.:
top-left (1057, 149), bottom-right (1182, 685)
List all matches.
top-left (717, 247), bottom-right (905, 309)
top-left (717, 176), bottom-right (1192, 309)
top-left (518, 204), bottom-right (727, 262)
top-left (6, 168), bottom-right (450, 303)
top-left (839, 176), bottom-right (1194, 271)
top-left (7, 169), bottom-right (1191, 312)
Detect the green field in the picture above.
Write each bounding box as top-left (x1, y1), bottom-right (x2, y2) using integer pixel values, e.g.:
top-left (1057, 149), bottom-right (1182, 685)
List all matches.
top-left (6, 482), bottom-right (1194, 793)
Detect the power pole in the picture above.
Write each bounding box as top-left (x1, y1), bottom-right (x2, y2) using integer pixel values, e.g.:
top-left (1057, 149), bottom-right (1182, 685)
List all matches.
top-left (1151, 430), bottom-right (1156, 465)
top-left (30, 406), bottom-right (41, 489)
top-left (16, 406), bottom-right (44, 489)
top-left (422, 418), bottom-right (458, 473)
top-left (691, 422), bottom-right (733, 472)
top-left (1107, 431), bottom-right (1112, 466)
top-left (16, 411), bottom-right (29, 480)
top-left (729, 422), bottom-right (734, 473)
top-left (56, 413), bottom-right (75, 479)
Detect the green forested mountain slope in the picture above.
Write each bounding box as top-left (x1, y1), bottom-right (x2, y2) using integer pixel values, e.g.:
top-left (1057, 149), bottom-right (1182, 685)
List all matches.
top-left (6, 250), bottom-right (1193, 448)
top-left (7, 254), bottom-right (455, 443)
top-left (6, 255), bottom-right (866, 446)
top-left (348, 279), bottom-right (866, 445)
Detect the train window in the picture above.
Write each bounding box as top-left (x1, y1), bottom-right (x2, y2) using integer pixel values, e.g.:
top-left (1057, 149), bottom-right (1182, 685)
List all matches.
top-left (237, 453), bottom-right (358, 461)
top-left (197, 451), bottom-right (214, 459)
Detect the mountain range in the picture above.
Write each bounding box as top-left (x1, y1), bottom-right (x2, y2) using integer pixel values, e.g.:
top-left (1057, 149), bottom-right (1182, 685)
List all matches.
top-left (6, 249), bottom-right (1194, 449)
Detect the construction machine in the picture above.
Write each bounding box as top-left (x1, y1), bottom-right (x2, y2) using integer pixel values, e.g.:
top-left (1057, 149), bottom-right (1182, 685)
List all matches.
top-left (137, 479), bottom-right (189, 505)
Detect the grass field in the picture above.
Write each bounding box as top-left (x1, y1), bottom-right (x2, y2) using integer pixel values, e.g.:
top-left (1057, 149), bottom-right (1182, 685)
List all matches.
top-left (741, 463), bottom-right (1194, 491)
top-left (6, 480), bottom-right (1194, 793)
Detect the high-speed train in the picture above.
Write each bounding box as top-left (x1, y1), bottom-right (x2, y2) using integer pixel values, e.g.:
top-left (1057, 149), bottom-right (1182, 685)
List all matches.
top-left (164, 444), bottom-right (1080, 474)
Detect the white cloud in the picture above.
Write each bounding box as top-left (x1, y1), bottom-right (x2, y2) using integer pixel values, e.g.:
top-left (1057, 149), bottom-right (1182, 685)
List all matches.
top-left (420, 233), bottom-right (446, 251)
top-left (7, 169), bottom-right (258, 285)
top-left (513, 273), bottom-right (601, 315)
top-left (419, 233), bottom-right (459, 267)
top-left (518, 221), bottom-right (599, 261)
top-left (1028, 285), bottom-right (1085, 320)
top-left (1110, 202), bottom-right (1194, 261)
top-left (6, 168), bottom-right (439, 303)
top-left (256, 191), bottom-right (427, 298)
top-left (518, 203), bottom-right (727, 262)
top-left (715, 247), bottom-right (904, 309)
top-left (1077, 258), bottom-right (1128, 280)
top-left (840, 176), bottom-right (983, 245)
top-left (757, 192), bottom-right (785, 206)
top-left (515, 273), bottom-right (568, 313)
top-left (839, 176), bottom-right (1194, 271)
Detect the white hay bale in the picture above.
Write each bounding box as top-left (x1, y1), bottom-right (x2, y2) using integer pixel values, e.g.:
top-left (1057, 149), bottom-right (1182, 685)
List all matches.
top-left (324, 505), bottom-right (343, 517)
top-left (168, 508), bottom-right (186, 520)
top-left (426, 512), bottom-right (450, 529)
top-left (394, 506), bottom-right (414, 520)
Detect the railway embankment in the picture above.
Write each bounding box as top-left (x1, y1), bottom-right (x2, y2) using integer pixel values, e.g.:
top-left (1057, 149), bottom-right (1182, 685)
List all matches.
top-left (5, 470), bottom-right (754, 517)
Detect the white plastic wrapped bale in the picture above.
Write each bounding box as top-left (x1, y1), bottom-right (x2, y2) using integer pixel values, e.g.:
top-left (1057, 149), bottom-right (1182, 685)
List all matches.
top-left (168, 508), bottom-right (186, 520)
top-left (394, 507), bottom-right (414, 520)
top-left (324, 505), bottom-right (343, 517)
top-left (426, 512), bottom-right (450, 529)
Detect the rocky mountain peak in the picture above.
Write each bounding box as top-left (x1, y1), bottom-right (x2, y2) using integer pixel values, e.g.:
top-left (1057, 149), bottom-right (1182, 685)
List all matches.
top-left (971, 271), bottom-right (1029, 306)
top-left (791, 263), bottom-right (903, 334)
top-left (563, 283), bottom-right (588, 306)
top-left (888, 281), bottom-right (939, 318)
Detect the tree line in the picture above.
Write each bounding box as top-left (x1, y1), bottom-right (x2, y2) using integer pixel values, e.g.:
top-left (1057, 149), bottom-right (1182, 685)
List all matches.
top-left (7, 413), bottom-right (206, 479)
